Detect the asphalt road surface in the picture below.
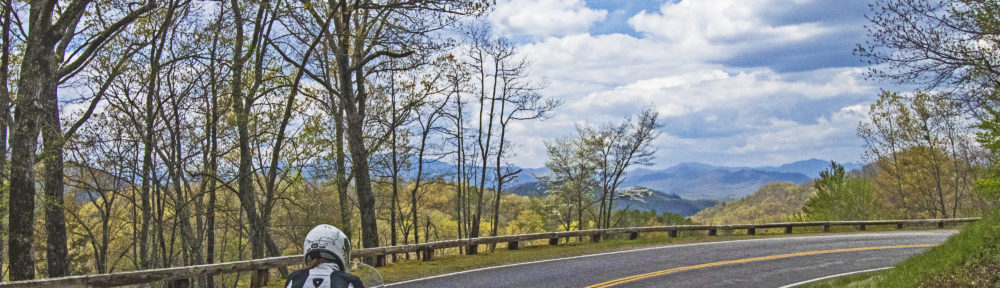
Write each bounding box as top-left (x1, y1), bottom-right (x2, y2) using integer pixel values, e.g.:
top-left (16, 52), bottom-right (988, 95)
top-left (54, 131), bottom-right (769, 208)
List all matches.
top-left (386, 231), bottom-right (955, 288)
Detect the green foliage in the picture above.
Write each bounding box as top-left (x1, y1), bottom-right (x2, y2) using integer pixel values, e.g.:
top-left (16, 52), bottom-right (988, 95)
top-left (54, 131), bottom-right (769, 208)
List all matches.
top-left (803, 162), bottom-right (878, 221)
top-left (691, 182), bottom-right (815, 224)
top-left (826, 209), bottom-right (1000, 287)
top-left (975, 109), bottom-right (1000, 200)
top-left (612, 209), bottom-right (692, 228)
top-left (861, 90), bottom-right (987, 219)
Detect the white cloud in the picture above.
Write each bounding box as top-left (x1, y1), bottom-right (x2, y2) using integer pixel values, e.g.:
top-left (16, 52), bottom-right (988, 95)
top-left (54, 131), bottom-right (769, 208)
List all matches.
top-left (509, 66), bottom-right (874, 168)
top-left (490, 0), bottom-right (607, 38)
top-left (627, 0), bottom-right (831, 45)
top-left (569, 68), bottom-right (870, 118)
top-left (488, 0), bottom-right (877, 168)
top-left (726, 105), bottom-right (869, 163)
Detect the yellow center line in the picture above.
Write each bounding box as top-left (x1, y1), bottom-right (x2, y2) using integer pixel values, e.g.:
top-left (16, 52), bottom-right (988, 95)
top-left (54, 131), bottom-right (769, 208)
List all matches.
top-left (583, 244), bottom-right (936, 288)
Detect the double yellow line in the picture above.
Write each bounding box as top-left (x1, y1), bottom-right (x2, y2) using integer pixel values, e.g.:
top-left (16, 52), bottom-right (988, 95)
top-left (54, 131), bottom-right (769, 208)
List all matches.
top-left (584, 244), bottom-right (936, 288)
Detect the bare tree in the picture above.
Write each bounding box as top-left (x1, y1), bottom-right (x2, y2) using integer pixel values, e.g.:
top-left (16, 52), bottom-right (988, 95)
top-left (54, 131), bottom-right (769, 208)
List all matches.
top-left (585, 107), bottom-right (662, 229)
top-left (858, 0), bottom-right (1000, 110)
top-left (8, 0), bottom-right (154, 279)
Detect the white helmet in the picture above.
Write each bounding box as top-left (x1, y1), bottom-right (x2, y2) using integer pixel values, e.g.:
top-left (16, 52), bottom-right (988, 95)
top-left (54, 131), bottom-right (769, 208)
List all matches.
top-left (303, 224), bottom-right (351, 272)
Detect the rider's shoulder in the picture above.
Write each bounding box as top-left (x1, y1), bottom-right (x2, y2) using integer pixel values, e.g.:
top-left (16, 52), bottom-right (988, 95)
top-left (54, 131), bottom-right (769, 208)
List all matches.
top-left (332, 270), bottom-right (362, 282)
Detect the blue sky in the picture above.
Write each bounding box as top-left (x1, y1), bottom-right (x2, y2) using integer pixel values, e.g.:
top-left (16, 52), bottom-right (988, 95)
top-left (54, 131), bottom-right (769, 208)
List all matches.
top-left (490, 0), bottom-right (882, 169)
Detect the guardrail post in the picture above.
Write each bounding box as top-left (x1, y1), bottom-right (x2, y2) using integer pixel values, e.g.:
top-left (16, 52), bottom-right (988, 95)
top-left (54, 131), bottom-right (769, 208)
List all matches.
top-left (747, 228), bottom-right (756, 235)
top-left (253, 269), bottom-right (269, 288)
top-left (549, 238), bottom-right (559, 246)
top-left (668, 230), bottom-right (678, 238)
top-left (708, 229), bottom-right (717, 236)
top-left (508, 241), bottom-right (519, 250)
top-left (171, 279), bottom-right (191, 288)
top-left (897, 223), bottom-right (904, 229)
top-left (856, 224), bottom-right (866, 231)
top-left (785, 225), bottom-right (793, 234)
top-left (938, 221), bottom-right (945, 228)
top-left (822, 225), bottom-right (830, 232)
top-left (591, 234), bottom-right (602, 243)
top-left (629, 232), bottom-right (639, 240)
top-left (422, 248), bottom-right (434, 261)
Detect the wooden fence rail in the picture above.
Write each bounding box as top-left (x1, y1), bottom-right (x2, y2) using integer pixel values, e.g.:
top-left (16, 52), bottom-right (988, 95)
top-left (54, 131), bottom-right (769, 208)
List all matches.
top-left (0, 217), bottom-right (977, 287)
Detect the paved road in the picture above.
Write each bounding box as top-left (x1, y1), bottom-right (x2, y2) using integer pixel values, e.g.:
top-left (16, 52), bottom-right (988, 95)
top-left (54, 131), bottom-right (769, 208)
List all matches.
top-left (386, 231), bottom-right (955, 288)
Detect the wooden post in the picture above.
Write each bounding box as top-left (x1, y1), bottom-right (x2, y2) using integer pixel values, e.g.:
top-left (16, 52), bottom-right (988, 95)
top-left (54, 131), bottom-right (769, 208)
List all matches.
top-left (822, 225), bottom-right (830, 232)
top-left (629, 232), bottom-right (639, 240)
top-left (171, 279), bottom-right (191, 288)
top-left (938, 221), bottom-right (945, 229)
top-left (785, 225), bottom-right (793, 234)
top-left (856, 224), bottom-right (866, 231)
top-left (508, 241), bottom-right (519, 250)
top-left (591, 234), bottom-right (602, 243)
top-left (896, 223), bottom-right (904, 229)
top-left (747, 228), bottom-right (756, 235)
top-left (708, 229), bottom-right (717, 236)
top-left (253, 269), bottom-right (269, 288)
top-left (549, 238), bottom-right (559, 246)
top-left (668, 230), bottom-right (678, 238)
top-left (422, 248), bottom-right (434, 261)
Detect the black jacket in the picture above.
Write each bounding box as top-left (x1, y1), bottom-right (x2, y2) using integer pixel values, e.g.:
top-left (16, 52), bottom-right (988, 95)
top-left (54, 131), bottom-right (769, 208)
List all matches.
top-left (285, 263), bottom-right (365, 288)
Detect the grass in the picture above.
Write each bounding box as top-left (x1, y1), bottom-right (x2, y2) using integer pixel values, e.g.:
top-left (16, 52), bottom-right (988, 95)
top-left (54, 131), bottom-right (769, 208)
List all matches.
top-left (262, 224), bottom-right (959, 287)
top-left (800, 271), bottom-right (882, 288)
top-left (801, 212), bottom-right (1000, 288)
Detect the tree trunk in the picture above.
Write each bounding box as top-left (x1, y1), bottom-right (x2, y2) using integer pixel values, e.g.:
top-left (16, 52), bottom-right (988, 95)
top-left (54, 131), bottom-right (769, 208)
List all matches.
top-left (345, 105), bottom-right (379, 260)
top-left (334, 103), bottom-right (351, 237)
top-left (0, 0), bottom-right (10, 271)
top-left (8, 3), bottom-right (60, 277)
top-left (8, 75), bottom-right (41, 280)
top-left (229, 1), bottom-right (268, 285)
top-left (41, 92), bottom-right (69, 277)
top-left (390, 88), bottom-right (399, 261)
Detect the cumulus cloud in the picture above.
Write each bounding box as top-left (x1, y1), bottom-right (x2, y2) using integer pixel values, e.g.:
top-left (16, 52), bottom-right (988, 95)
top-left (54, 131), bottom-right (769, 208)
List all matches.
top-left (490, 0), bottom-right (607, 38)
top-left (509, 66), bottom-right (875, 168)
top-left (627, 0), bottom-right (831, 44)
top-left (488, 0), bottom-right (878, 168)
top-left (568, 68), bottom-right (870, 118)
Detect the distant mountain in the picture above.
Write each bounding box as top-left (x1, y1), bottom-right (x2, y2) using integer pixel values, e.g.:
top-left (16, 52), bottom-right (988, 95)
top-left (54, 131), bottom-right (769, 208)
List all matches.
top-left (509, 182), bottom-right (716, 216)
top-left (616, 189), bottom-right (718, 217)
top-left (510, 181), bottom-right (549, 197)
top-left (386, 158), bottom-right (549, 185)
top-left (620, 167), bottom-right (811, 201)
top-left (753, 159), bottom-right (863, 178)
top-left (335, 157), bottom-right (854, 201)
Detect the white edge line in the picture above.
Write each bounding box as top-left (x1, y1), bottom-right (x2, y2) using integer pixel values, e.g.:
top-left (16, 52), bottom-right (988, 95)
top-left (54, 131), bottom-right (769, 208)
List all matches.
top-left (777, 266), bottom-right (893, 288)
top-left (384, 231), bottom-right (946, 287)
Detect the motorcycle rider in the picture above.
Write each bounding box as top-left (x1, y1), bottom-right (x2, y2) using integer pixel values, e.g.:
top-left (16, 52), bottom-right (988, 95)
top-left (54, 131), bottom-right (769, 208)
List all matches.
top-left (285, 224), bottom-right (365, 288)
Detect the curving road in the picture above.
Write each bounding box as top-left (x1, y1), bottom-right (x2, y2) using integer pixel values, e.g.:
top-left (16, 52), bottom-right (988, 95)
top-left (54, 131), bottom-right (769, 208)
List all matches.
top-left (386, 231), bottom-right (955, 288)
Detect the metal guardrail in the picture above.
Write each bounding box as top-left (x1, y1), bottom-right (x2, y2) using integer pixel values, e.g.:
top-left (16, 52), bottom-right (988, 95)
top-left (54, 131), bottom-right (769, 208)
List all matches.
top-left (0, 217), bottom-right (978, 287)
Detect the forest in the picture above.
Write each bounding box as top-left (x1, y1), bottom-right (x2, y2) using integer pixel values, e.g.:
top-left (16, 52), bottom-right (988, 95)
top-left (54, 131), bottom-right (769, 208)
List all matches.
top-left (5, 0), bottom-right (1000, 287)
top-left (0, 0), bottom-right (673, 284)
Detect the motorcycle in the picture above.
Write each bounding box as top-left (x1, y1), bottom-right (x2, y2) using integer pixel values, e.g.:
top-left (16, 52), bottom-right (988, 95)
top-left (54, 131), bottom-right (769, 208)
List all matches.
top-left (350, 261), bottom-right (385, 288)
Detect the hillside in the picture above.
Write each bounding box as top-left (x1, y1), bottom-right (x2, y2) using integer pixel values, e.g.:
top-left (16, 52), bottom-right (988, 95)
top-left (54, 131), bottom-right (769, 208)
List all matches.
top-left (512, 162), bottom-right (816, 202)
top-left (754, 158), bottom-right (863, 178)
top-left (615, 191), bottom-right (718, 217)
top-left (510, 182), bottom-right (716, 217)
top-left (690, 181), bottom-right (815, 224)
top-left (622, 166), bottom-right (811, 200)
